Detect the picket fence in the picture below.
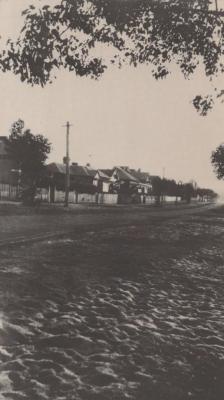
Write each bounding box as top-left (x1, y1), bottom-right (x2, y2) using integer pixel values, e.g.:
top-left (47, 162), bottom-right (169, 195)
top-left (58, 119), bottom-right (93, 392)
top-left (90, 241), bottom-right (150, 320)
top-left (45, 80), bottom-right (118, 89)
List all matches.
top-left (54, 190), bottom-right (119, 205)
top-left (0, 184), bottom-right (185, 206)
top-left (0, 184), bottom-right (18, 200)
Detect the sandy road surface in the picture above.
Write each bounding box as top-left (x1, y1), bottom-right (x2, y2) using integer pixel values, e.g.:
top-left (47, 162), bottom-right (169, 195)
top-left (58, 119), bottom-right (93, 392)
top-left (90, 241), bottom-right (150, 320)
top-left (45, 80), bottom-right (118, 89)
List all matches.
top-left (0, 203), bottom-right (224, 399)
top-left (0, 202), bottom-right (216, 246)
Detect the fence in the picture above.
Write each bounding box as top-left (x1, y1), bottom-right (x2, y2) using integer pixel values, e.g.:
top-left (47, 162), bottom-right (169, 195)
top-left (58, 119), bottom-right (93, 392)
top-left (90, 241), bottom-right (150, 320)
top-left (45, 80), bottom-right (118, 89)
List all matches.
top-left (53, 190), bottom-right (118, 205)
top-left (54, 190), bottom-right (65, 203)
top-left (0, 184), bottom-right (18, 201)
top-left (36, 188), bottom-right (49, 202)
top-left (0, 185), bottom-right (194, 206)
top-left (141, 195), bottom-right (156, 204)
top-left (162, 196), bottom-right (182, 203)
top-left (98, 193), bottom-right (118, 205)
top-left (39, 190), bottom-right (158, 205)
top-left (77, 193), bottom-right (97, 203)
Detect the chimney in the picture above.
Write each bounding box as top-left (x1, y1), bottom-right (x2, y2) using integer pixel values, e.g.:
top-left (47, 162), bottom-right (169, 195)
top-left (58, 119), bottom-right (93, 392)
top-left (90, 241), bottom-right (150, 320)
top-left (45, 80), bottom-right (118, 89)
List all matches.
top-left (72, 162), bottom-right (78, 166)
top-left (86, 163), bottom-right (91, 167)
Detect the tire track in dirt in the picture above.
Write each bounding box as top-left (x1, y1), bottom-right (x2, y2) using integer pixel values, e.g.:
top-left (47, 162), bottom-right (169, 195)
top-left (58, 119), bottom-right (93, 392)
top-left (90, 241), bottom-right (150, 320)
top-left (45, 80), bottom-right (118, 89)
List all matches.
top-left (0, 203), bottom-right (217, 248)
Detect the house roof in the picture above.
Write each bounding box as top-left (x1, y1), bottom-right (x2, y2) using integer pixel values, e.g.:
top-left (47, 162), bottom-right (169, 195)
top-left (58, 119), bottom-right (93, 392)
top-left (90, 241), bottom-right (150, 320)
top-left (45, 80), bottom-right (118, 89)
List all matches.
top-left (47, 163), bottom-right (96, 178)
top-left (70, 164), bottom-right (94, 177)
top-left (114, 167), bottom-right (138, 182)
top-left (129, 169), bottom-right (151, 183)
top-left (97, 170), bottom-right (111, 179)
top-left (100, 169), bottom-right (114, 177)
top-left (47, 163), bottom-right (66, 174)
top-left (85, 166), bottom-right (97, 177)
top-left (47, 163), bottom-right (160, 185)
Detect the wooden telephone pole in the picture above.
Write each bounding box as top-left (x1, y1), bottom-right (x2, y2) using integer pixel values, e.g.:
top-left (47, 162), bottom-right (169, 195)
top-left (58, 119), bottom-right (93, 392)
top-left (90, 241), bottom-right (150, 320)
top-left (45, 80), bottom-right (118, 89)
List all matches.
top-left (63, 121), bottom-right (72, 207)
top-left (214, 0), bottom-right (218, 11)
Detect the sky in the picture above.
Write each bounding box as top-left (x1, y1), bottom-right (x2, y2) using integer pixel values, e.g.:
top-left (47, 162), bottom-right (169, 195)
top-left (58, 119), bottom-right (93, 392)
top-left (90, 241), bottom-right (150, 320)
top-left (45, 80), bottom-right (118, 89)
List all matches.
top-left (0, 0), bottom-right (224, 195)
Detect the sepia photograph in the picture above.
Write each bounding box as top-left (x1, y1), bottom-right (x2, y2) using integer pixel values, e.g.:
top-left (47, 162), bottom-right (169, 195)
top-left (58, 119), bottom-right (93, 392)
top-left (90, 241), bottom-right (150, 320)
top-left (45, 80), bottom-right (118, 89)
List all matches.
top-left (0, 0), bottom-right (224, 399)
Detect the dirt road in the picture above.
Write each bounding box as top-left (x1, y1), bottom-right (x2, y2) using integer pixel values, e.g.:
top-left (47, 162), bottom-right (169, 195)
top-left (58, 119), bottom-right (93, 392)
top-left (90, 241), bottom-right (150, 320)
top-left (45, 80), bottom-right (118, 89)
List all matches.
top-left (0, 202), bottom-right (215, 246)
top-left (0, 203), bottom-right (224, 400)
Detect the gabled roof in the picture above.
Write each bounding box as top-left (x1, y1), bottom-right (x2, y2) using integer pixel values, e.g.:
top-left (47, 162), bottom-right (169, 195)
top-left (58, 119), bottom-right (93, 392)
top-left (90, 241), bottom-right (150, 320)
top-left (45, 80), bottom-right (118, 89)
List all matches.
top-left (114, 166), bottom-right (138, 182)
top-left (129, 169), bottom-right (151, 183)
top-left (47, 163), bottom-right (160, 184)
top-left (100, 169), bottom-right (114, 177)
top-left (97, 169), bottom-right (111, 179)
top-left (47, 163), bottom-right (96, 178)
top-left (85, 166), bottom-right (97, 177)
top-left (47, 163), bottom-right (66, 174)
top-left (70, 164), bottom-right (93, 177)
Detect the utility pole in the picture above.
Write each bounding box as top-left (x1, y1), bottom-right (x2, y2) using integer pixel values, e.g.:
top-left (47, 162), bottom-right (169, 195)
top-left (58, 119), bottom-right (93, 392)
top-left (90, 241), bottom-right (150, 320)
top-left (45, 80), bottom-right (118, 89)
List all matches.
top-left (215, 0), bottom-right (218, 12)
top-left (63, 121), bottom-right (72, 207)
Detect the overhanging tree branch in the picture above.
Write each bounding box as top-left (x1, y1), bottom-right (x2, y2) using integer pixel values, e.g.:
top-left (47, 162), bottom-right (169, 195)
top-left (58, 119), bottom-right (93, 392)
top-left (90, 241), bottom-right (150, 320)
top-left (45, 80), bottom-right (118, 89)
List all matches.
top-left (0, 0), bottom-right (223, 113)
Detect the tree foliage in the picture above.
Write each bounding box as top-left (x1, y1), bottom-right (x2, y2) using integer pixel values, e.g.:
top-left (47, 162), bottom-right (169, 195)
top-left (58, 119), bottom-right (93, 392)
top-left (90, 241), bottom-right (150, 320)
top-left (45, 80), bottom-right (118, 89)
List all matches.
top-left (196, 186), bottom-right (217, 198)
top-left (151, 177), bottom-right (193, 199)
top-left (0, 0), bottom-right (224, 114)
top-left (211, 143), bottom-right (224, 179)
top-left (8, 119), bottom-right (51, 188)
top-left (151, 176), bottom-right (217, 202)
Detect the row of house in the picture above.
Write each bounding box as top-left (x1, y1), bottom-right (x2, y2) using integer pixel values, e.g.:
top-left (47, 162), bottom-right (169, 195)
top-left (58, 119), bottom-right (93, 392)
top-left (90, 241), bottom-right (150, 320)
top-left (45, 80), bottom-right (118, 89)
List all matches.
top-left (47, 162), bottom-right (157, 204)
top-left (0, 135), bottom-right (216, 205)
top-left (0, 135), bottom-right (157, 204)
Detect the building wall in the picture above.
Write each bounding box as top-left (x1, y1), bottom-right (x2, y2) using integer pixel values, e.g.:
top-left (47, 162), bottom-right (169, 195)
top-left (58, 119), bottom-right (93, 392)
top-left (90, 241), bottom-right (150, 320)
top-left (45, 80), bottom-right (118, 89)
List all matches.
top-left (102, 181), bottom-right (110, 193)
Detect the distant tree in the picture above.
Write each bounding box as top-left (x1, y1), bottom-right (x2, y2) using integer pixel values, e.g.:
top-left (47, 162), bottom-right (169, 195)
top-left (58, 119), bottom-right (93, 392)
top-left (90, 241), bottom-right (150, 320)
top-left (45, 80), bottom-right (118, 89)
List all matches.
top-left (197, 187), bottom-right (217, 200)
top-left (211, 144), bottom-right (224, 180)
top-left (151, 177), bottom-right (163, 197)
top-left (8, 119), bottom-right (51, 203)
top-left (0, 0), bottom-right (223, 114)
top-left (162, 179), bottom-right (178, 196)
top-left (182, 182), bottom-right (195, 203)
